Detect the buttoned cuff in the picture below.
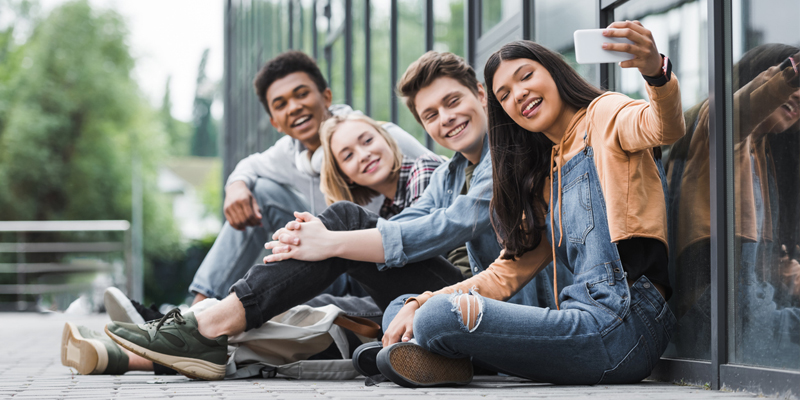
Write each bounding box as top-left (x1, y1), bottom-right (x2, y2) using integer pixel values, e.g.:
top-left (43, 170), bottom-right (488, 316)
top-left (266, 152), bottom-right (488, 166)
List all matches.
top-left (376, 219), bottom-right (408, 270)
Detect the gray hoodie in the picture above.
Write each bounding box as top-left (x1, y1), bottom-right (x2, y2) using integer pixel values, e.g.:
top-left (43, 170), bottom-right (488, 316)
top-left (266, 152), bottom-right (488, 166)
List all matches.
top-left (225, 105), bottom-right (432, 215)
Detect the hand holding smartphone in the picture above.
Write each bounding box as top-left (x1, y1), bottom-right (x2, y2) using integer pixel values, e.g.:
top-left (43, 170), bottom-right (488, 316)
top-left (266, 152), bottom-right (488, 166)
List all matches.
top-left (574, 29), bottom-right (635, 64)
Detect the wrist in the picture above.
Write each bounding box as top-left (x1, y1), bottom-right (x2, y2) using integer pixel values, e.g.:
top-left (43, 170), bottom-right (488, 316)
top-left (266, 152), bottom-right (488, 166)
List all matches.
top-left (642, 54), bottom-right (672, 87)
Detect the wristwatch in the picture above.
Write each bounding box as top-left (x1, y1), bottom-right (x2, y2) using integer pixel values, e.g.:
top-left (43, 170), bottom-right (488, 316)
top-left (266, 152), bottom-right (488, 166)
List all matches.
top-left (642, 54), bottom-right (672, 87)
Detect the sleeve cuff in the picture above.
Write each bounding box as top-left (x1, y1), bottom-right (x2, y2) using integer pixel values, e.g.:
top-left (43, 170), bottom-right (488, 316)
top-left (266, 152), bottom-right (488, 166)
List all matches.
top-left (406, 292), bottom-right (434, 307)
top-left (645, 72), bottom-right (679, 100)
top-left (376, 219), bottom-right (408, 270)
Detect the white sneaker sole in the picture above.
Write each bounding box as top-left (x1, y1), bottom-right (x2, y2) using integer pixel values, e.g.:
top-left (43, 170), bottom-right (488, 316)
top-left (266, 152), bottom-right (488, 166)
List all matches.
top-left (104, 287), bottom-right (146, 325)
top-left (61, 322), bottom-right (108, 375)
top-left (104, 326), bottom-right (225, 381)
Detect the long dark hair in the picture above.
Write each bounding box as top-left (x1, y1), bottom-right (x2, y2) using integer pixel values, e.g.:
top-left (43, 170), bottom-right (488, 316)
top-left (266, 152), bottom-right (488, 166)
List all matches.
top-left (484, 40), bottom-right (605, 260)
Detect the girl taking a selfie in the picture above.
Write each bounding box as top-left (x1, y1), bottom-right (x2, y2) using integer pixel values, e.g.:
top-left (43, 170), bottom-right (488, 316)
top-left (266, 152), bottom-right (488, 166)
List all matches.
top-left (378, 20), bottom-right (685, 387)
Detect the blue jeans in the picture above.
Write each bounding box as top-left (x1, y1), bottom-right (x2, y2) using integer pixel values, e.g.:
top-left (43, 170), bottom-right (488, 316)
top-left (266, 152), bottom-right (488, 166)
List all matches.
top-left (189, 178), bottom-right (366, 303)
top-left (385, 145), bottom-right (677, 384)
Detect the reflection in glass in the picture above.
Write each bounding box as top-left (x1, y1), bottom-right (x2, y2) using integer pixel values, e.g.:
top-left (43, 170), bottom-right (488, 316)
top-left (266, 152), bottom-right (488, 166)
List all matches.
top-left (614, 0), bottom-right (710, 361)
top-left (730, 0), bottom-right (800, 370)
top-left (534, 0), bottom-right (598, 86)
top-left (480, 0), bottom-right (521, 35)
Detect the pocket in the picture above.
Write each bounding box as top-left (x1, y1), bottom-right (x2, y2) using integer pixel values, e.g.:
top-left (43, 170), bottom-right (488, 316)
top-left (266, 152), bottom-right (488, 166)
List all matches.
top-left (655, 302), bottom-right (677, 343)
top-left (597, 335), bottom-right (652, 384)
top-left (561, 173), bottom-right (594, 244)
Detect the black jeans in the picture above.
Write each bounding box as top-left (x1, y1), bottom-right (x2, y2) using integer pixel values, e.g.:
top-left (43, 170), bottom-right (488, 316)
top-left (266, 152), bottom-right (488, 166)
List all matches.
top-left (231, 201), bottom-right (465, 331)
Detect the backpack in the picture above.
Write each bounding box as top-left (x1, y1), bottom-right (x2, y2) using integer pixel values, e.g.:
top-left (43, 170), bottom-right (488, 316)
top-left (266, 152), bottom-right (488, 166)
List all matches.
top-left (222, 304), bottom-right (380, 380)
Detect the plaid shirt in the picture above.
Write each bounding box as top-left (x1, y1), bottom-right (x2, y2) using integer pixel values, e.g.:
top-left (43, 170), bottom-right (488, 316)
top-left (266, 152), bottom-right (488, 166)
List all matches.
top-left (379, 154), bottom-right (447, 219)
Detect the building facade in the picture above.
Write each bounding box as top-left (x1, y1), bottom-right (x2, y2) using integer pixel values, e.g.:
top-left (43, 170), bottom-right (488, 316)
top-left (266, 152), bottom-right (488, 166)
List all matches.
top-left (223, 0), bottom-right (800, 395)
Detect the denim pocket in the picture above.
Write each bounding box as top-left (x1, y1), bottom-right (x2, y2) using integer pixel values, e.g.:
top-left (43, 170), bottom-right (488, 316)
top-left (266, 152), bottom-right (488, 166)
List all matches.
top-left (562, 173), bottom-right (594, 244)
top-left (597, 335), bottom-right (652, 384)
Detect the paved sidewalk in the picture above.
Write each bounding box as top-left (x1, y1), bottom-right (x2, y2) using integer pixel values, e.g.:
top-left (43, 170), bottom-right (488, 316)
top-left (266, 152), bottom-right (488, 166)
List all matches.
top-left (0, 312), bottom-right (770, 399)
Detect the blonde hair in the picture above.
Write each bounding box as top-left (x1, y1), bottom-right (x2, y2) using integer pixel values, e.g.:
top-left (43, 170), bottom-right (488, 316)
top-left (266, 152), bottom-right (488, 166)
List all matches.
top-left (319, 113), bottom-right (403, 205)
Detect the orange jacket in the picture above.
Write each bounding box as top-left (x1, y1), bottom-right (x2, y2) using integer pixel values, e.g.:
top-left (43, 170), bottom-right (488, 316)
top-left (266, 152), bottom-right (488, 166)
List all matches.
top-left (411, 74), bottom-right (685, 306)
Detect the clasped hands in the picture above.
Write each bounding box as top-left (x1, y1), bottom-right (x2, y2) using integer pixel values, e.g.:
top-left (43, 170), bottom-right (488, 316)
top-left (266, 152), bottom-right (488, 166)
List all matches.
top-left (263, 212), bottom-right (338, 263)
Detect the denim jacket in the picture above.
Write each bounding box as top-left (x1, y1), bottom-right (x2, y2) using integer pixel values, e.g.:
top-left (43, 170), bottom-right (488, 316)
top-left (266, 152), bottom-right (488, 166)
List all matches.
top-left (376, 135), bottom-right (500, 275)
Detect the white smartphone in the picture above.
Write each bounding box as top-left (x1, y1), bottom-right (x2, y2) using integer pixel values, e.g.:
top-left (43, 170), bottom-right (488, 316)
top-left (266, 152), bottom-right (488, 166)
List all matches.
top-left (573, 29), bottom-right (635, 64)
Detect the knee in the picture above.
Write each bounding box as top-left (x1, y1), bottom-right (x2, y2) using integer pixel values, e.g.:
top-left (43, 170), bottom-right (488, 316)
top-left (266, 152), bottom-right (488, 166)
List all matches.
top-left (324, 201), bottom-right (361, 218)
top-left (414, 292), bottom-right (484, 341)
top-left (251, 178), bottom-right (283, 201)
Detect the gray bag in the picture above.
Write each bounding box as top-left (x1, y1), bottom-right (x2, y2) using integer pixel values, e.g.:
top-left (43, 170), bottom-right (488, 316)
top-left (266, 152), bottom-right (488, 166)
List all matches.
top-left (222, 304), bottom-right (380, 380)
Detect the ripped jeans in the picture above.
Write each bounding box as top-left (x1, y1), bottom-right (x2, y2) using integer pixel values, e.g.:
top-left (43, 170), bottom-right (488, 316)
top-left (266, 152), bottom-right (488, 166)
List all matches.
top-left (382, 145), bottom-right (676, 384)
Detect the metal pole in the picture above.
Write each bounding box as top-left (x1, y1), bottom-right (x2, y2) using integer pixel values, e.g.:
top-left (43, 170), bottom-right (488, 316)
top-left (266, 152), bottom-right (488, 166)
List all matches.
top-left (390, 0), bottom-right (398, 123)
top-left (325, 1), bottom-right (332, 82)
top-left (364, 0), bottom-right (371, 116)
top-left (131, 152), bottom-right (143, 302)
top-left (424, 0), bottom-right (435, 150)
top-left (313, 0), bottom-right (318, 59)
top-left (708, 0), bottom-right (732, 390)
top-left (289, 0), bottom-right (294, 48)
top-left (345, 0), bottom-right (353, 107)
top-left (465, 0), bottom-right (478, 68)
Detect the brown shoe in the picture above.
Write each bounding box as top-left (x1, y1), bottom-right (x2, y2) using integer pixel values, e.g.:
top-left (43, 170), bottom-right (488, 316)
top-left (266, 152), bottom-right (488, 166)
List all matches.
top-left (376, 342), bottom-right (472, 388)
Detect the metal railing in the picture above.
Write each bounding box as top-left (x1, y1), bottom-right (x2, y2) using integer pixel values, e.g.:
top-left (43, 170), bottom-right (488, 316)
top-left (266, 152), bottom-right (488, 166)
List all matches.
top-left (0, 220), bottom-right (136, 311)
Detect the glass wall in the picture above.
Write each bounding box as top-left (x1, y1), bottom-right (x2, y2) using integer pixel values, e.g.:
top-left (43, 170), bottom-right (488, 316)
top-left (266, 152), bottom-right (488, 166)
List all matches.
top-left (730, 0), bottom-right (800, 371)
top-left (614, 0), bottom-right (712, 362)
top-left (397, 0), bottom-right (427, 144)
top-left (534, 0), bottom-right (599, 86)
top-left (481, 0), bottom-right (521, 35)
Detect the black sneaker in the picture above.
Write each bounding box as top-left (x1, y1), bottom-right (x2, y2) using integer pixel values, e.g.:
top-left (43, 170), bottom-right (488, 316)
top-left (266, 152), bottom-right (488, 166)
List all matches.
top-left (353, 341), bottom-right (383, 377)
top-left (104, 287), bottom-right (164, 324)
top-left (376, 342), bottom-right (473, 388)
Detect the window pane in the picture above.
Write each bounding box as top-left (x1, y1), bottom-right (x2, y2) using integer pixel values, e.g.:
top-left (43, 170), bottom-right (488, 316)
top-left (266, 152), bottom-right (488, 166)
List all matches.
top-left (352, 0), bottom-right (367, 113)
top-left (613, 0), bottom-right (710, 361)
top-left (434, 0), bottom-right (465, 57)
top-left (481, 0), bottom-right (521, 35)
top-left (730, 0), bottom-right (800, 371)
top-left (397, 0), bottom-right (427, 145)
top-left (315, 0), bottom-right (329, 80)
top-left (369, 0), bottom-right (391, 123)
top-left (331, 36), bottom-right (346, 105)
top-left (534, 0), bottom-right (598, 86)
top-left (301, 0), bottom-right (314, 55)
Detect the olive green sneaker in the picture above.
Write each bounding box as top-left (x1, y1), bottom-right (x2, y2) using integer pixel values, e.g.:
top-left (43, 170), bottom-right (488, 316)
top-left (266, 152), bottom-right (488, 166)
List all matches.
top-left (105, 308), bottom-right (227, 380)
top-left (61, 322), bottom-right (129, 375)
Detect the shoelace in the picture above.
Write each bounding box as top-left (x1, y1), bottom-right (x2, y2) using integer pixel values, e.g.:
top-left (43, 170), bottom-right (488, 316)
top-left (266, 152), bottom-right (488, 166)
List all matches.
top-left (145, 308), bottom-right (186, 333)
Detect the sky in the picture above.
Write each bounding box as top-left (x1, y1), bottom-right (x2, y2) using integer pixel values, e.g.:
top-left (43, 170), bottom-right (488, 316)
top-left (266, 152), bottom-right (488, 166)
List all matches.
top-left (39, 0), bottom-right (224, 122)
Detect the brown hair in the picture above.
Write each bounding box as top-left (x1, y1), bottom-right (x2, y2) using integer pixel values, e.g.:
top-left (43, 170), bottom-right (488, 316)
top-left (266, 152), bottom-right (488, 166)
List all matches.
top-left (397, 51), bottom-right (480, 124)
top-left (319, 114), bottom-right (403, 205)
top-left (484, 41), bottom-right (605, 260)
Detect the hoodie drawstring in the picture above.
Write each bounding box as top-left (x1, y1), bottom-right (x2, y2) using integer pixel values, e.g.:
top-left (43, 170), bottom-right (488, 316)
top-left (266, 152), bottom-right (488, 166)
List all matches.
top-left (548, 137), bottom-right (565, 311)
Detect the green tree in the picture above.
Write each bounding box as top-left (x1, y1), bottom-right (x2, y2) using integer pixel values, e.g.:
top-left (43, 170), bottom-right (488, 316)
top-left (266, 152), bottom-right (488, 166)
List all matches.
top-left (160, 76), bottom-right (192, 156)
top-left (0, 0), bottom-right (181, 275)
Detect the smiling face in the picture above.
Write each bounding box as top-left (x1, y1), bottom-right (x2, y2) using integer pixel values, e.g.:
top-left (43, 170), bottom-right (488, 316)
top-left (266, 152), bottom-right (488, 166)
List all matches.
top-left (764, 88), bottom-right (800, 134)
top-left (329, 119), bottom-right (396, 190)
top-left (414, 77), bottom-right (488, 163)
top-left (267, 71), bottom-right (333, 152)
top-left (492, 58), bottom-right (577, 141)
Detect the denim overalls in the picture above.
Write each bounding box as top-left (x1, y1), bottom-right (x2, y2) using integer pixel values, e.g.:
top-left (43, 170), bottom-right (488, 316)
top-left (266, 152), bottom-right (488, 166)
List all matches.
top-left (405, 133), bottom-right (678, 384)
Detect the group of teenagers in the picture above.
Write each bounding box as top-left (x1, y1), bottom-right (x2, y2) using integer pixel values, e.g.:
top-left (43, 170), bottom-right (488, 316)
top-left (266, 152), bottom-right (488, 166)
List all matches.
top-left (61, 20), bottom-right (774, 387)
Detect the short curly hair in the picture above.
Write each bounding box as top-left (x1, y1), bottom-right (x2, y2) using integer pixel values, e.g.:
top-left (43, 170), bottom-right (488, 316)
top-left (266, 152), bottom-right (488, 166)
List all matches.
top-left (253, 50), bottom-right (328, 116)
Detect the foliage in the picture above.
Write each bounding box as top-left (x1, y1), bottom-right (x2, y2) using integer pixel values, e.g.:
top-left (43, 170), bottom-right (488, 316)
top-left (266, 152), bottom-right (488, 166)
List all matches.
top-left (0, 1), bottom-right (183, 275)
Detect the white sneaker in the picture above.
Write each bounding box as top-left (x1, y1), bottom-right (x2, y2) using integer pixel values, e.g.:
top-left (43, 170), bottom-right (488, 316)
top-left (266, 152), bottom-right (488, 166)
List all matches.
top-left (103, 287), bottom-right (145, 325)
